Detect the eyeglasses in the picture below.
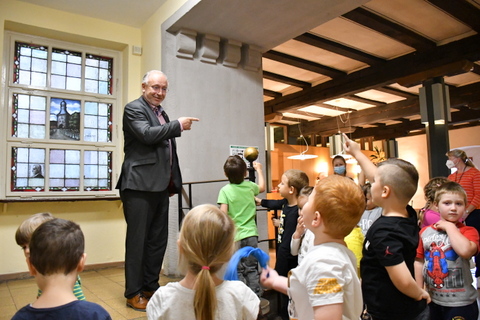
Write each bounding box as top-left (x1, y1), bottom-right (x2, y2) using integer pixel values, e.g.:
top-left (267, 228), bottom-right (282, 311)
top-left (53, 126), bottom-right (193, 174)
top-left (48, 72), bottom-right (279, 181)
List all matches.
top-left (149, 85), bottom-right (168, 93)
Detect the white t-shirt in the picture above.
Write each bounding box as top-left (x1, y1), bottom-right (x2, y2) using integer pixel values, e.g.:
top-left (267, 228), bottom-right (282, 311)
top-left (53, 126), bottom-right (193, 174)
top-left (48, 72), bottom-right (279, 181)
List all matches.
top-left (146, 280), bottom-right (259, 320)
top-left (288, 242), bottom-right (362, 320)
top-left (290, 229), bottom-right (314, 265)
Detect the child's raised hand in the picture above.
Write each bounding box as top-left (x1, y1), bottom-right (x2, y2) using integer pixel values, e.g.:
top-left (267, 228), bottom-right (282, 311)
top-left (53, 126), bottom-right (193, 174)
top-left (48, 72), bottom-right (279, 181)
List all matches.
top-left (293, 215), bottom-right (305, 239)
top-left (253, 161), bottom-right (263, 171)
top-left (342, 133), bottom-right (360, 155)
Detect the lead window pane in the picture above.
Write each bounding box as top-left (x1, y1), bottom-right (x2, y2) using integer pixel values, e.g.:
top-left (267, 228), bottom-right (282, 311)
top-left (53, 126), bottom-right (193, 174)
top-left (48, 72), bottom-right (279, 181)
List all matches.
top-left (17, 124), bottom-right (29, 137)
top-left (30, 125), bottom-right (45, 139)
top-left (17, 109), bottom-right (29, 122)
top-left (31, 58), bottom-right (47, 72)
top-left (29, 110), bottom-right (45, 125)
top-left (31, 72), bottom-right (47, 87)
top-left (51, 75), bottom-right (65, 89)
top-left (66, 77), bottom-right (81, 91)
top-left (52, 61), bottom-right (66, 75)
top-left (67, 63), bottom-right (81, 77)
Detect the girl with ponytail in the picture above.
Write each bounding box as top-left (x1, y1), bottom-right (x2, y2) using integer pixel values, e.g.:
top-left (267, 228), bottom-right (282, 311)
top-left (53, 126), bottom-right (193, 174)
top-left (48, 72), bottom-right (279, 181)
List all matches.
top-left (146, 204), bottom-right (260, 320)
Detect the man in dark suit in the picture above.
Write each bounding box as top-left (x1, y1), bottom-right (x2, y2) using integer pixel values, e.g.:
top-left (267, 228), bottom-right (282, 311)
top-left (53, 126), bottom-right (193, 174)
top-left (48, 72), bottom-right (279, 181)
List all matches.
top-left (116, 70), bottom-right (199, 311)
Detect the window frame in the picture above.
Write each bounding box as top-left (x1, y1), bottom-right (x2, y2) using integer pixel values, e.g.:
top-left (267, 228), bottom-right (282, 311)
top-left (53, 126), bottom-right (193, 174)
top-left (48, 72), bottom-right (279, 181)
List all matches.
top-left (2, 31), bottom-right (122, 200)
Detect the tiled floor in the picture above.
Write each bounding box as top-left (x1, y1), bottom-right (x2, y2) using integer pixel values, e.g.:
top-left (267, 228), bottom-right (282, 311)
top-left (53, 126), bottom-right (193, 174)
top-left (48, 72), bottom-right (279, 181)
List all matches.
top-left (0, 267), bottom-right (182, 320)
top-left (1, 248), bottom-right (277, 320)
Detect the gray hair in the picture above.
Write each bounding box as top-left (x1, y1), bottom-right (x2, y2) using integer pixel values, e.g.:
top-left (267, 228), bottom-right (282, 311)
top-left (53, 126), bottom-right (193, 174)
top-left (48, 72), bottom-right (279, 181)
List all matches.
top-left (142, 70), bottom-right (167, 84)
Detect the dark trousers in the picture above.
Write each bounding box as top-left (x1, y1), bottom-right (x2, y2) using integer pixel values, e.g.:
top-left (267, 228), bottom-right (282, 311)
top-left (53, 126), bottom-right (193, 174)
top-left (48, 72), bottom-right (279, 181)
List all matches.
top-left (237, 236), bottom-right (262, 297)
top-left (429, 301), bottom-right (478, 320)
top-left (121, 188), bottom-right (169, 298)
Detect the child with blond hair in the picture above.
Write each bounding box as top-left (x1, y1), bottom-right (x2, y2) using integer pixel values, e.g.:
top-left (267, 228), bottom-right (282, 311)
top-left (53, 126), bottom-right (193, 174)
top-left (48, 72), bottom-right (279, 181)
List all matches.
top-left (15, 212), bottom-right (85, 300)
top-left (147, 204), bottom-right (259, 320)
top-left (12, 218), bottom-right (110, 319)
top-left (415, 181), bottom-right (479, 320)
top-left (290, 186), bottom-right (314, 265)
top-left (256, 169), bottom-right (308, 320)
top-left (418, 176), bottom-right (449, 228)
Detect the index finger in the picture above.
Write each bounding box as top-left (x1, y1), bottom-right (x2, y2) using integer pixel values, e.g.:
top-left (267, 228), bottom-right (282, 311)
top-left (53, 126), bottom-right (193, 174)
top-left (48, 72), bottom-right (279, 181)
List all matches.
top-left (188, 117), bottom-right (200, 121)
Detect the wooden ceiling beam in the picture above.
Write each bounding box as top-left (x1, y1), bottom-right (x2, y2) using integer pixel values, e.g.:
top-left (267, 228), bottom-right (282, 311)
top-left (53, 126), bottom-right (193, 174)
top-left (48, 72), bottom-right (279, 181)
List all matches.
top-left (356, 108), bottom-right (480, 140)
top-left (426, 0), bottom-right (480, 33)
top-left (263, 89), bottom-right (282, 98)
top-left (450, 108), bottom-right (480, 124)
top-left (471, 63), bottom-right (480, 75)
top-left (264, 34), bottom-right (480, 115)
top-left (397, 60), bottom-right (474, 87)
top-left (351, 119), bottom-right (422, 140)
top-left (301, 99), bottom-right (419, 136)
top-left (294, 82), bottom-right (480, 137)
top-left (342, 7), bottom-right (436, 51)
top-left (375, 86), bottom-right (418, 99)
top-left (449, 82), bottom-right (480, 107)
top-left (263, 71), bottom-right (311, 89)
top-left (293, 33), bottom-right (384, 66)
top-left (346, 94), bottom-right (387, 106)
top-left (263, 50), bottom-right (346, 78)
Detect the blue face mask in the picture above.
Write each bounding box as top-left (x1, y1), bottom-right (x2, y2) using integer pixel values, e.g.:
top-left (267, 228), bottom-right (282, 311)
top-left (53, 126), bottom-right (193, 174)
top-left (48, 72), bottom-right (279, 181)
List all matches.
top-left (334, 165), bottom-right (346, 175)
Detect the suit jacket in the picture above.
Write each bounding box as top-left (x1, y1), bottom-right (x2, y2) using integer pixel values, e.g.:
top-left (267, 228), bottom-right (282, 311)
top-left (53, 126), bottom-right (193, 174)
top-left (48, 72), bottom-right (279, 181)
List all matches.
top-left (116, 96), bottom-right (182, 193)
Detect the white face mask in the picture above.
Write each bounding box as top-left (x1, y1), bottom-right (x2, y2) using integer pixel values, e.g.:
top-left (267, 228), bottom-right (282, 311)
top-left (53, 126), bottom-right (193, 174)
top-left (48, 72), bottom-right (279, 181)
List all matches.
top-left (446, 160), bottom-right (456, 169)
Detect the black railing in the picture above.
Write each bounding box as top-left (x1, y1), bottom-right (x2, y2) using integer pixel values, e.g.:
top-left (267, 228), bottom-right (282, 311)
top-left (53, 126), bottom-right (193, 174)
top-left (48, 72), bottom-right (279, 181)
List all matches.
top-left (177, 179), bottom-right (228, 228)
top-left (177, 179), bottom-right (277, 245)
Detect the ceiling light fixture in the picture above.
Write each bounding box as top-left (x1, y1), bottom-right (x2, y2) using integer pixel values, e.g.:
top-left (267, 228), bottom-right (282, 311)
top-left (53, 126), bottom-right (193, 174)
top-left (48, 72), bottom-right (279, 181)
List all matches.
top-left (287, 123), bottom-right (318, 160)
top-left (419, 80), bottom-right (451, 125)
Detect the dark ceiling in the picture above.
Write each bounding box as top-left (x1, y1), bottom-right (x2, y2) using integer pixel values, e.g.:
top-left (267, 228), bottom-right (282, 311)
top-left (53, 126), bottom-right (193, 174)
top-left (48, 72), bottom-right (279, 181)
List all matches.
top-left (262, 0), bottom-right (480, 144)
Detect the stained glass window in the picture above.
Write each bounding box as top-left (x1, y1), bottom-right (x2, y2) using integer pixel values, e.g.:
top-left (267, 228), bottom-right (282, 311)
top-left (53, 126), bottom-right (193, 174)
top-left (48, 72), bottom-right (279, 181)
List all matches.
top-left (14, 42), bottom-right (48, 87)
top-left (84, 151), bottom-right (112, 191)
top-left (6, 33), bottom-right (119, 199)
top-left (85, 54), bottom-right (113, 95)
top-left (11, 147), bottom-right (46, 192)
top-left (84, 102), bottom-right (112, 142)
top-left (12, 93), bottom-right (47, 139)
top-left (50, 98), bottom-right (81, 141)
top-left (49, 149), bottom-right (80, 191)
top-left (51, 48), bottom-right (82, 91)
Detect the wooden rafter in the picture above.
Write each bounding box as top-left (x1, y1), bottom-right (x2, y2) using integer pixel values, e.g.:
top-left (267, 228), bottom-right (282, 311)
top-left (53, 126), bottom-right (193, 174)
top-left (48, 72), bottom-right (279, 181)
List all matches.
top-left (342, 7), bottom-right (436, 51)
top-left (263, 50), bottom-right (346, 78)
top-left (293, 33), bottom-right (384, 66)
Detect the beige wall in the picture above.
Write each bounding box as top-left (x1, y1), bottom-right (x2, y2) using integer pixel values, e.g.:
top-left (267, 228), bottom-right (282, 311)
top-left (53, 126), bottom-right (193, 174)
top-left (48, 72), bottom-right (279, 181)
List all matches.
top-left (0, 0), bottom-right (187, 277)
top-left (402, 125), bottom-right (480, 208)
